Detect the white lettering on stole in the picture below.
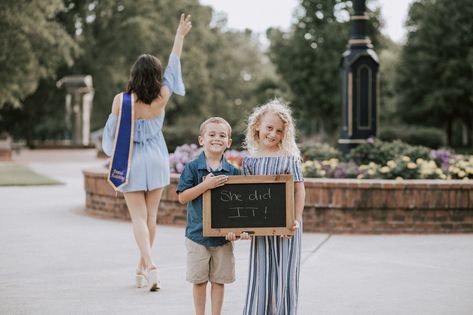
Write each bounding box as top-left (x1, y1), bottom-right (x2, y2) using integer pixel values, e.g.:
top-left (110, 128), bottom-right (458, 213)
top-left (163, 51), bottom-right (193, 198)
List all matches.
top-left (111, 169), bottom-right (125, 181)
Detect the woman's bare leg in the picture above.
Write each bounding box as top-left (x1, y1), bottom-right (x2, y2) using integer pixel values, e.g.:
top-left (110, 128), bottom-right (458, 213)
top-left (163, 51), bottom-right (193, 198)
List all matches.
top-left (145, 188), bottom-right (164, 248)
top-left (136, 188), bottom-right (164, 271)
top-left (123, 191), bottom-right (155, 270)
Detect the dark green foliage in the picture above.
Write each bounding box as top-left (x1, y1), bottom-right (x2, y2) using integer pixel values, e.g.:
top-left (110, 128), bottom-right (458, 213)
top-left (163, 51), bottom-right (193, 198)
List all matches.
top-left (395, 0), bottom-right (473, 146)
top-left (300, 142), bottom-right (342, 161)
top-left (347, 139), bottom-right (431, 165)
top-left (0, 0), bottom-right (78, 106)
top-left (1, 0), bottom-right (279, 147)
top-left (379, 125), bottom-right (446, 149)
top-left (268, 0), bottom-right (384, 140)
top-left (378, 37), bottom-right (402, 126)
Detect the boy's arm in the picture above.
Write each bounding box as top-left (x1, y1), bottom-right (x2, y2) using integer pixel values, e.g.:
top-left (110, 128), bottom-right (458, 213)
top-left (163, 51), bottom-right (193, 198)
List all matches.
top-left (178, 173), bottom-right (228, 204)
top-left (172, 14), bottom-right (192, 58)
top-left (177, 180), bottom-right (209, 204)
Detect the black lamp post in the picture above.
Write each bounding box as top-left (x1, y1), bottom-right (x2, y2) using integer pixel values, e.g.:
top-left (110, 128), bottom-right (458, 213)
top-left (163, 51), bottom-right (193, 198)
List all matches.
top-left (338, 0), bottom-right (379, 154)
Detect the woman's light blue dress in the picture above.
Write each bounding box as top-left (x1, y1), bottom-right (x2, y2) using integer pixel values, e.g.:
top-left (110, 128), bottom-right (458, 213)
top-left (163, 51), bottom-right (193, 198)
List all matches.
top-left (102, 53), bottom-right (185, 192)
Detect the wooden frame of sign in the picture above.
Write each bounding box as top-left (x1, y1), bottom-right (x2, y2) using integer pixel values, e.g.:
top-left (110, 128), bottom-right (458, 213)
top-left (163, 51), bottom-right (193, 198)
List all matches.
top-left (203, 175), bottom-right (294, 237)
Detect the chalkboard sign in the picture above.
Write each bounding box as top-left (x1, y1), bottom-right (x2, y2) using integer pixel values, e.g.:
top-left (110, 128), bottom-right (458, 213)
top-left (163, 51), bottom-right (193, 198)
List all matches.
top-left (203, 175), bottom-right (294, 236)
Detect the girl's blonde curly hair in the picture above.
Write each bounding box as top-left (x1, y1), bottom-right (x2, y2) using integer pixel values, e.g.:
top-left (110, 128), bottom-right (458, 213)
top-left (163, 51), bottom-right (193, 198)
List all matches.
top-left (244, 99), bottom-right (300, 159)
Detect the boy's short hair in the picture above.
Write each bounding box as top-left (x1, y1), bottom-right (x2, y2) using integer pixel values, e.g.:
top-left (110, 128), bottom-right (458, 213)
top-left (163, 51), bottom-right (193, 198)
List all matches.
top-left (199, 117), bottom-right (232, 137)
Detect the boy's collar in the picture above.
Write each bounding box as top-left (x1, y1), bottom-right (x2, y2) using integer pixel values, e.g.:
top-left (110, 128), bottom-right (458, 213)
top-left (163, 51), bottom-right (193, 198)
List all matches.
top-left (197, 151), bottom-right (231, 171)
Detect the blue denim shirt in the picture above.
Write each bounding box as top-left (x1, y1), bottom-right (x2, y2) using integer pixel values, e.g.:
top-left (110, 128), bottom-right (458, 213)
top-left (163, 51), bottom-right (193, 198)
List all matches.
top-left (176, 152), bottom-right (240, 247)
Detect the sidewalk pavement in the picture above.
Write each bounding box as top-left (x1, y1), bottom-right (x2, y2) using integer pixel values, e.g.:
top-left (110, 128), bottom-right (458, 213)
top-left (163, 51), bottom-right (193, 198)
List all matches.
top-left (0, 149), bottom-right (472, 315)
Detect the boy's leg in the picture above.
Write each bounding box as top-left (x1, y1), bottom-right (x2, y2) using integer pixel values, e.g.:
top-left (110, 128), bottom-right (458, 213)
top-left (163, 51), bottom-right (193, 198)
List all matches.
top-left (193, 282), bottom-right (207, 315)
top-left (208, 242), bottom-right (235, 315)
top-left (186, 239), bottom-right (212, 314)
top-left (210, 282), bottom-right (224, 315)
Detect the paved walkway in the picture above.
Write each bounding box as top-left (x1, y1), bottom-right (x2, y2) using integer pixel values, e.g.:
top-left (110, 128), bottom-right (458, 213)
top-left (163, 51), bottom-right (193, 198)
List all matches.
top-left (1, 149), bottom-right (472, 315)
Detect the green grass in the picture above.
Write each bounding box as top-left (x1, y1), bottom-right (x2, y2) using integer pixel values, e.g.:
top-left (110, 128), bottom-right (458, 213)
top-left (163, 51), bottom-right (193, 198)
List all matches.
top-left (0, 163), bottom-right (63, 186)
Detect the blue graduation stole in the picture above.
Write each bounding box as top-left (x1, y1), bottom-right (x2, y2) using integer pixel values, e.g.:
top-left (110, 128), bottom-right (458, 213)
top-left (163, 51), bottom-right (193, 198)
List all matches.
top-left (108, 92), bottom-right (134, 190)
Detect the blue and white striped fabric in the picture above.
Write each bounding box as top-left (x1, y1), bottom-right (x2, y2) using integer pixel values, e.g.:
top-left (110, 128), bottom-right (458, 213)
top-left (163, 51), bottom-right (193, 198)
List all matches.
top-left (242, 156), bottom-right (303, 315)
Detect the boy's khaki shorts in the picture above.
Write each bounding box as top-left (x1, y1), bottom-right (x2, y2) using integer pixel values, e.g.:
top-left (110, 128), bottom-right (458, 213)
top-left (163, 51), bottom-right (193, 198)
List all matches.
top-left (185, 238), bottom-right (235, 284)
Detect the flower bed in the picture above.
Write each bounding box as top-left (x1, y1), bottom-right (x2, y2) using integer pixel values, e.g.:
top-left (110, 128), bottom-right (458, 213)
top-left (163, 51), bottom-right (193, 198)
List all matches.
top-left (83, 169), bottom-right (473, 234)
top-left (169, 142), bottom-right (473, 181)
top-left (84, 140), bottom-right (473, 233)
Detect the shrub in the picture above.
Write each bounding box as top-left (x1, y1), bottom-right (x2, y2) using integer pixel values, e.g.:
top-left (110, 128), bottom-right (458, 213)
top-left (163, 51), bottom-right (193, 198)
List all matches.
top-left (300, 142), bottom-right (342, 161)
top-left (301, 159), bottom-right (361, 179)
top-left (379, 125), bottom-right (445, 149)
top-left (431, 149), bottom-right (453, 170)
top-left (447, 155), bottom-right (473, 180)
top-left (358, 156), bottom-right (446, 180)
top-left (169, 144), bottom-right (247, 173)
top-left (169, 144), bottom-right (201, 173)
top-left (224, 149), bottom-right (248, 169)
top-left (347, 138), bottom-right (431, 165)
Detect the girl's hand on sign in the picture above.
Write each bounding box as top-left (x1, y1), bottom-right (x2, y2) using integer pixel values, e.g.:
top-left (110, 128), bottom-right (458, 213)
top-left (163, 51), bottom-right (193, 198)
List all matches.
top-left (281, 221), bottom-right (299, 239)
top-left (225, 231), bottom-right (238, 241)
top-left (225, 231), bottom-right (251, 241)
top-left (239, 232), bottom-right (251, 240)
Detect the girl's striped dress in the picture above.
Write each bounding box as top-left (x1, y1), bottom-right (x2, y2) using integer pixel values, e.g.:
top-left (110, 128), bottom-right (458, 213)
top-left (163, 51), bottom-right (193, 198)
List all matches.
top-left (242, 156), bottom-right (304, 315)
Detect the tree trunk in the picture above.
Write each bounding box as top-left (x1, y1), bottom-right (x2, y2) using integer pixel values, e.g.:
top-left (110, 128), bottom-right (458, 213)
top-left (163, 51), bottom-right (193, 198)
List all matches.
top-left (445, 120), bottom-right (452, 146)
top-left (462, 122), bottom-right (468, 146)
top-left (465, 115), bottom-right (473, 148)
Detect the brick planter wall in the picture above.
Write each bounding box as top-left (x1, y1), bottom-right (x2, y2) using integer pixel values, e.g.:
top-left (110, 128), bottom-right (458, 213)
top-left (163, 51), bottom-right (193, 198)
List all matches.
top-left (83, 169), bottom-right (473, 233)
top-left (304, 179), bottom-right (473, 233)
top-left (84, 169), bottom-right (187, 227)
top-left (0, 149), bottom-right (12, 161)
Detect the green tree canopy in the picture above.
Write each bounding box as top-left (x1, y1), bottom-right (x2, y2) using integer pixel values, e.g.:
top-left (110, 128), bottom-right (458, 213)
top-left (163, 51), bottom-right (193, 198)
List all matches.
top-left (0, 0), bottom-right (78, 106)
top-left (395, 0), bottom-right (473, 145)
top-left (268, 0), bottom-right (383, 141)
top-left (1, 0), bottom-right (277, 148)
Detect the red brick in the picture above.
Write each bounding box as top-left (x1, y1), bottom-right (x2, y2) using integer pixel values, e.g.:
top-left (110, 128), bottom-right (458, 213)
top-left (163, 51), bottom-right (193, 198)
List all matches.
top-left (456, 190), bottom-right (470, 209)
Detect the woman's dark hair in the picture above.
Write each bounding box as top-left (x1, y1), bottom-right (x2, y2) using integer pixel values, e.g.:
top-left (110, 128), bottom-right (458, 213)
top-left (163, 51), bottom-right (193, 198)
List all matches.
top-left (127, 54), bottom-right (163, 104)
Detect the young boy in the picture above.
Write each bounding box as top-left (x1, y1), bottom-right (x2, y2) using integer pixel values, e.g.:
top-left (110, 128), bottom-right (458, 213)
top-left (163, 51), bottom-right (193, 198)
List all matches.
top-left (176, 117), bottom-right (240, 315)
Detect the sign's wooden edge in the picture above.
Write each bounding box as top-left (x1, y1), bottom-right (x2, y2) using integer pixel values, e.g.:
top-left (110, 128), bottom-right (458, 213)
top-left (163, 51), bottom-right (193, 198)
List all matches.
top-left (203, 175), bottom-right (295, 237)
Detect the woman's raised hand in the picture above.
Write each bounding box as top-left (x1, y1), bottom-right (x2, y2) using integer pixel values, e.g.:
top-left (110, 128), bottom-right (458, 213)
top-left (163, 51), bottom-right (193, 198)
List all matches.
top-left (177, 13), bottom-right (192, 37)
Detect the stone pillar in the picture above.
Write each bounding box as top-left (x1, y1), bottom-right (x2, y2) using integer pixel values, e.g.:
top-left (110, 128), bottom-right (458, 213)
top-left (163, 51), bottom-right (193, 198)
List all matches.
top-left (338, 0), bottom-right (379, 154)
top-left (57, 75), bottom-right (94, 146)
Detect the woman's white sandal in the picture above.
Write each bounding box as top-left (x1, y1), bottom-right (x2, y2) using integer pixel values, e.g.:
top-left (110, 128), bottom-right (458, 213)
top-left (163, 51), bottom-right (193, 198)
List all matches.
top-left (135, 272), bottom-right (148, 288)
top-left (148, 268), bottom-right (160, 291)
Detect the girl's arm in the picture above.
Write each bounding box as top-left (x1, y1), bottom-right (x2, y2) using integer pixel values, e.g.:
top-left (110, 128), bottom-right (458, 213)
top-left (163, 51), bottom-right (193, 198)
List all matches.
top-left (294, 182), bottom-right (306, 223)
top-left (172, 14), bottom-right (192, 58)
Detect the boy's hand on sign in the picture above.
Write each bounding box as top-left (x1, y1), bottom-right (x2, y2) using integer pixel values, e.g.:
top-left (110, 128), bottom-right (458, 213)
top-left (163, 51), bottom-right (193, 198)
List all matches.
top-left (225, 231), bottom-right (251, 241)
top-left (225, 232), bottom-right (238, 241)
top-left (203, 173), bottom-right (228, 189)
